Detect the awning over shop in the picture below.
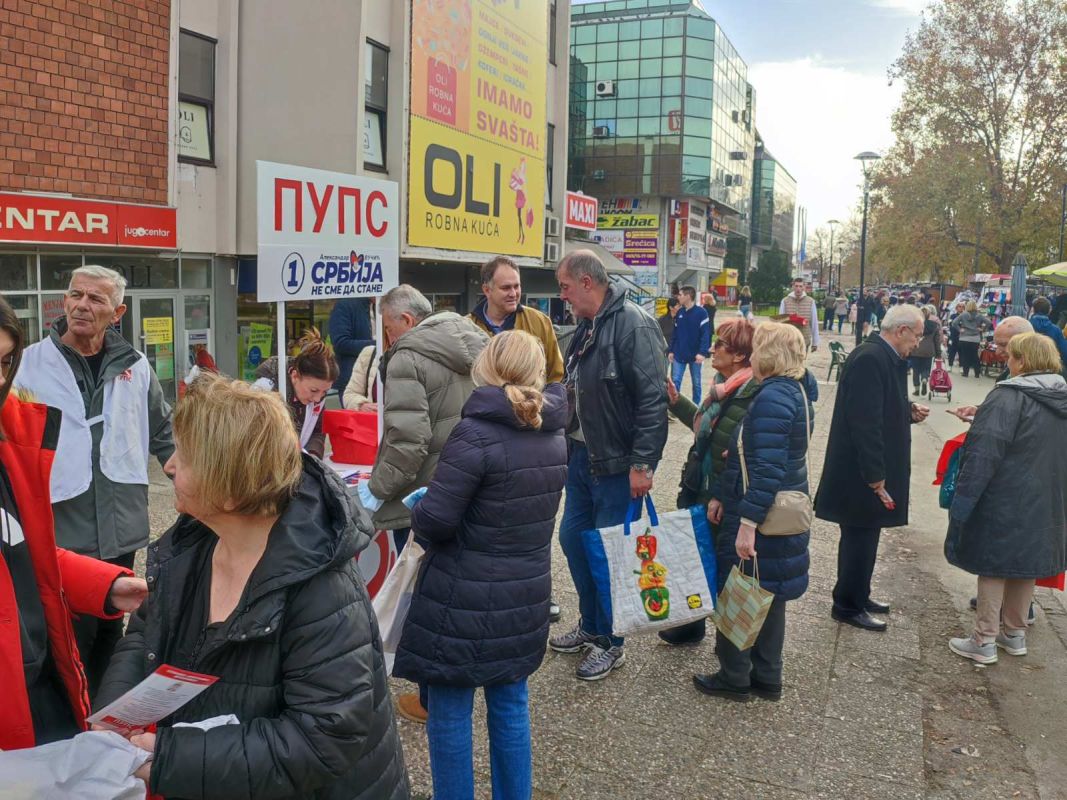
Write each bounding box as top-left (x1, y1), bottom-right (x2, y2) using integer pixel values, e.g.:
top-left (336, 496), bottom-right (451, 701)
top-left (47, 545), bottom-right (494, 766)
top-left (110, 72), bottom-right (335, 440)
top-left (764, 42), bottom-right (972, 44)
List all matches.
top-left (563, 237), bottom-right (633, 275)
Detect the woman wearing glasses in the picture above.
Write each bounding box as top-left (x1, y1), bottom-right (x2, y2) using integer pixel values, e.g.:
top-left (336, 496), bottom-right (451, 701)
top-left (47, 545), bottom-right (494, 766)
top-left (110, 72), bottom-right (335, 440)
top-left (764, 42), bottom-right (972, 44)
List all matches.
top-left (660, 318), bottom-right (757, 645)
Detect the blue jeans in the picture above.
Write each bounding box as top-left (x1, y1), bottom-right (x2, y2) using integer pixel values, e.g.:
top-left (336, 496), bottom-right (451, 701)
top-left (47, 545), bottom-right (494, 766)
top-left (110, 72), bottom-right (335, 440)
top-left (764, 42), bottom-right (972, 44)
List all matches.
top-left (427, 680), bottom-right (531, 800)
top-left (670, 359), bottom-right (703, 405)
top-left (558, 443), bottom-right (634, 648)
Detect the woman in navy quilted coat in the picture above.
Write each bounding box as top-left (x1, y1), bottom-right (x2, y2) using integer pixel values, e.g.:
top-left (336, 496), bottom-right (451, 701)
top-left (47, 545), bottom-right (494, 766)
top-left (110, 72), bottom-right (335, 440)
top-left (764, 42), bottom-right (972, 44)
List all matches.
top-left (393, 330), bottom-right (568, 800)
top-left (696, 322), bottom-right (817, 702)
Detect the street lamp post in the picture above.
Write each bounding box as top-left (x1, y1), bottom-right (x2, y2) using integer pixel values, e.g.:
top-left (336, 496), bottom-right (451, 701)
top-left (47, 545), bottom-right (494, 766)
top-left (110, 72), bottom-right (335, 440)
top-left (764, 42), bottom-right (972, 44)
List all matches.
top-left (854, 151), bottom-right (881, 346)
top-left (827, 218), bottom-right (840, 294)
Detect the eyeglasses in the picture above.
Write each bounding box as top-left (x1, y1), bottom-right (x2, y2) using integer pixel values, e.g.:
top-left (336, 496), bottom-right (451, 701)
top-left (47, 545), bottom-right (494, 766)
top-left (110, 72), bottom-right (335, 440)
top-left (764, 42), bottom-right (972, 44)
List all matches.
top-left (712, 339), bottom-right (730, 351)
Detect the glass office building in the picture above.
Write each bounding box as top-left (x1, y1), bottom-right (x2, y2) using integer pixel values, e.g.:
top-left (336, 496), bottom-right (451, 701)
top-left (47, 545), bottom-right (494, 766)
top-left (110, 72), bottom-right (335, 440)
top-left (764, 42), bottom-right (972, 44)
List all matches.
top-left (750, 134), bottom-right (798, 270)
top-left (569, 0), bottom-right (754, 284)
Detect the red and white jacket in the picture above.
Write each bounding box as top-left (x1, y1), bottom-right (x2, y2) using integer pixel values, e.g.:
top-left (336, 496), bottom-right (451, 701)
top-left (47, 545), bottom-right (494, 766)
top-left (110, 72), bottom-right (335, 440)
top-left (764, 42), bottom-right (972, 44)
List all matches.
top-left (0, 394), bottom-right (132, 750)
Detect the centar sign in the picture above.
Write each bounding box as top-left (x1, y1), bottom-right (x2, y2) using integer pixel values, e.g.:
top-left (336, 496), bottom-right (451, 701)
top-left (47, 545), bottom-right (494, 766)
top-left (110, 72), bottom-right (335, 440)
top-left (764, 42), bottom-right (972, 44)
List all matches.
top-left (0, 192), bottom-right (177, 248)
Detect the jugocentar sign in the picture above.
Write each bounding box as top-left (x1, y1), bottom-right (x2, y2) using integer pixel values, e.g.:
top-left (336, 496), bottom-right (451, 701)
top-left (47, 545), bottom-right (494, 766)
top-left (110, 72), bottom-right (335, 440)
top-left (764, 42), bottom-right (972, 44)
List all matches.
top-left (256, 161), bottom-right (399, 303)
top-left (0, 192), bottom-right (176, 248)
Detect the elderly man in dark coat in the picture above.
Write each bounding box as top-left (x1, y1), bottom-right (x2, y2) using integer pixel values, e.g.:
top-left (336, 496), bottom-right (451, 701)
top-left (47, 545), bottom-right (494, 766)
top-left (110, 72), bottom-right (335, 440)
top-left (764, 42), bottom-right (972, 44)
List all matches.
top-left (815, 304), bottom-right (929, 631)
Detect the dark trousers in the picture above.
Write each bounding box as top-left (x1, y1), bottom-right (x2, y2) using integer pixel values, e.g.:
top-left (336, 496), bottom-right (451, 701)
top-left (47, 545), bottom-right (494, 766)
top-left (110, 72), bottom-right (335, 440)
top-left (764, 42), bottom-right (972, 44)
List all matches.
top-left (957, 341), bottom-right (980, 377)
top-left (911, 357), bottom-right (932, 387)
top-left (716, 598), bottom-right (787, 688)
top-left (832, 525), bottom-right (882, 616)
top-left (947, 341), bottom-right (958, 367)
top-left (73, 550), bottom-right (136, 701)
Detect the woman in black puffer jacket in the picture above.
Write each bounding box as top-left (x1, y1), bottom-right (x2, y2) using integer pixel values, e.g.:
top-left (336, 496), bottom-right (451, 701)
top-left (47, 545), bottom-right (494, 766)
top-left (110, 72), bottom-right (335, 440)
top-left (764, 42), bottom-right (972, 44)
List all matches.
top-left (393, 331), bottom-right (568, 800)
top-left (96, 374), bottom-right (408, 800)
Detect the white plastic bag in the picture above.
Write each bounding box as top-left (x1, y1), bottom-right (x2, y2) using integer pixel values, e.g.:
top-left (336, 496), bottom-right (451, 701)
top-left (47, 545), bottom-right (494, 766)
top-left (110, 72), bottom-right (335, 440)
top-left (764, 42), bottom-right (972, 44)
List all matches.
top-left (371, 539), bottom-right (425, 674)
top-left (0, 730), bottom-right (150, 800)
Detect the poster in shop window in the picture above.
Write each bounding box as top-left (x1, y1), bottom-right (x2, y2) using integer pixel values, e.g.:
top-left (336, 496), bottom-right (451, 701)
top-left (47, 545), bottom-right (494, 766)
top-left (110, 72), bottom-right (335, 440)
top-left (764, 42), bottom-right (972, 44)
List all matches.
top-left (407, 0), bottom-right (548, 258)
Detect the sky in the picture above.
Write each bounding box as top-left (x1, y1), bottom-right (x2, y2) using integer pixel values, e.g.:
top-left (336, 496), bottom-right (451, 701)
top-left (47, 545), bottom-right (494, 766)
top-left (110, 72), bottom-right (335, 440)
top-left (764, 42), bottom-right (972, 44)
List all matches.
top-left (574, 0), bottom-right (930, 243)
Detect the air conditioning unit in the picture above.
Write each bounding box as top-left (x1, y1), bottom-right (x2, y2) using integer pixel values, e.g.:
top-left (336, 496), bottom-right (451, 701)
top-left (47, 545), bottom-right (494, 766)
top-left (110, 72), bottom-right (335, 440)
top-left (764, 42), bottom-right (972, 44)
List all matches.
top-left (592, 169), bottom-right (606, 180)
top-left (592, 125), bottom-right (612, 138)
top-left (731, 110), bottom-right (740, 122)
top-left (742, 110), bottom-right (750, 123)
top-left (545, 214), bottom-right (561, 238)
top-left (595, 80), bottom-right (615, 97)
top-left (734, 174), bottom-right (744, 186)
top-left (729, 151), bottom-right (747, 160)
top-left (724, 174), bottom-right (734, 187)
top-left (545, 241), bottom-right (561, 262)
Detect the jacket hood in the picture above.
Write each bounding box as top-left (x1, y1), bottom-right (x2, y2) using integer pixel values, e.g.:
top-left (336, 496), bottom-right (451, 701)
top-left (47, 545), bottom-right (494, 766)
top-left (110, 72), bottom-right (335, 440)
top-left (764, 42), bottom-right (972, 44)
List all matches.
top-left (391, 312), bottom-right (487, 375)
top-left (999, 372), bottom-right (1067, 417)
top-left (596, 283), bottom-right (628, 321)
top-left (170, 455), bottom-right (373, 603)
top-left (462, 382), bottom-right (568, 432)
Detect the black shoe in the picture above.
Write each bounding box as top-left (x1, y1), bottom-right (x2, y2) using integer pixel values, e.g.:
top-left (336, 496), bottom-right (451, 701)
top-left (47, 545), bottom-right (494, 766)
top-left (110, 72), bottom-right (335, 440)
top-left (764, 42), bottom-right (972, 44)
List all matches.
top-left (865, 599), bottom-right (891, 615)
top-left (657, 620), bottom-right (706, 647)
top-left (692, 673), bottom-right (750, 702)
top-left (749, 677), bottom-right (782, 701)
top-left (832, 610), bottom-right (888, 632)
top-left (913, 387), bottom-right (921, 396)
top-left (969, 596), bottom-right (978, 611)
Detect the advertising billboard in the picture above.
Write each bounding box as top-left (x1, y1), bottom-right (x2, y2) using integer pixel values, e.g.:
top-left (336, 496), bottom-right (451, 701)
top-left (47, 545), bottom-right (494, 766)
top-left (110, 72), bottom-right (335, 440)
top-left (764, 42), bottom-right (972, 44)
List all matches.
top-left (408, 0), bottom-right (548, 258)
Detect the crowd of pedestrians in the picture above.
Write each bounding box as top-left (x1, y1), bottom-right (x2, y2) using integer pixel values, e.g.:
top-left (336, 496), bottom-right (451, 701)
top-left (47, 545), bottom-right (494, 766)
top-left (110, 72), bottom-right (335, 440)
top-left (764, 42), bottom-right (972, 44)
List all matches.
top-left (2, 257), bottom-right (1067, 800)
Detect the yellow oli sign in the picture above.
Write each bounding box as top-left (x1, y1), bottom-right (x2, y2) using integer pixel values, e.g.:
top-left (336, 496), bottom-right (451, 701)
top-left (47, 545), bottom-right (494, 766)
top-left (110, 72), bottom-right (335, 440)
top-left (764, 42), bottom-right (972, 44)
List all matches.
top-left (408, 0), bottom-right (547, 257)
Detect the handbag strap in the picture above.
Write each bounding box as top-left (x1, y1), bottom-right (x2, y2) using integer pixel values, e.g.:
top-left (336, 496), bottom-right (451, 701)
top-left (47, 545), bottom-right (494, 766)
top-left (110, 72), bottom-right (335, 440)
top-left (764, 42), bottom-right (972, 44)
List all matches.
top-left (623, 494), bottom-right (660, 536)
top-left (738, 381), bottom-right (811, 494)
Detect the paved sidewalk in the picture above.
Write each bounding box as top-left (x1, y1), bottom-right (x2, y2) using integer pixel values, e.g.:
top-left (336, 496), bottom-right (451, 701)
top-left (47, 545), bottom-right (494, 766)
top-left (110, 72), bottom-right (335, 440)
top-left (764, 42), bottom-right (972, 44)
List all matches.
top-left (142, 327), bottom-right (1061, 799)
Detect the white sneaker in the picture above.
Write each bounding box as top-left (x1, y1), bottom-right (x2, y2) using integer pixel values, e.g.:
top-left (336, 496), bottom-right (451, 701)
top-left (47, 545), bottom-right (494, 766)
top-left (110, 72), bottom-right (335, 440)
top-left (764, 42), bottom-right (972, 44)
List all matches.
top-left (995, 632), bottom-right (1027, 656)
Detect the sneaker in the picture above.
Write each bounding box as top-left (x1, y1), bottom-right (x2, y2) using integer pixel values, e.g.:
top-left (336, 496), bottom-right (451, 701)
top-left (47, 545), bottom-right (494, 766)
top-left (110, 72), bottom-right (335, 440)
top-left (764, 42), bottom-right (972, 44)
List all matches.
top-left (549, 625), bottom-right (597, 653)
top-left (576, 644), bottom-right (625, 681)
top-left (396, 692), bottom-right (428, 724)
top-left (549, 599), bottom-right (561, 623)
top-left (949, 635), bottom-right (998, 665)
top-left (995, 631), bottom-right (1027, 656)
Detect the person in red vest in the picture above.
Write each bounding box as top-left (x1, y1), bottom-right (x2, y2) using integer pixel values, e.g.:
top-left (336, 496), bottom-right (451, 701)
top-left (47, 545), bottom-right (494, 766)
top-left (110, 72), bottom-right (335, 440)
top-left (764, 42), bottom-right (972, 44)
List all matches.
top-left (0, 295), bottom-right (147, 750)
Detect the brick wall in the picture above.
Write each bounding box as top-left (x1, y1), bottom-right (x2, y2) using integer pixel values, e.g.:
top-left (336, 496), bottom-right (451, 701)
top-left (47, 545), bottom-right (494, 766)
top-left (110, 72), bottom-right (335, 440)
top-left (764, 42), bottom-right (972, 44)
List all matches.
top-left (0, 0), bottom-right (171, 204)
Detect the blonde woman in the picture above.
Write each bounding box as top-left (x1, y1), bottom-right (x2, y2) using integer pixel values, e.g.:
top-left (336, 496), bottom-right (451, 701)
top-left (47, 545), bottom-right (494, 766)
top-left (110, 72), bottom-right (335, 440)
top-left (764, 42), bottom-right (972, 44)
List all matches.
top-left (947, 333), bottom-right (1067, 664)
top-left (393, 330), bottom-right (568, 799)
top-left (694, 322), bottom-right (817, 702)
top-left (96, 373), bottom-right (408, 799)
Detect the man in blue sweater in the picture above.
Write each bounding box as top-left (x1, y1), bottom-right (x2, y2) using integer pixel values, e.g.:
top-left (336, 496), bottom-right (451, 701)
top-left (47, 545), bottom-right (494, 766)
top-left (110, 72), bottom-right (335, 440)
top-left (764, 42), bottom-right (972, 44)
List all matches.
top-left (669, 286), bottom-right (711, 404)
top-left (1030, 296), bottom-right (1067, 375)
top-left (327, 298), bottom-right (374, 399)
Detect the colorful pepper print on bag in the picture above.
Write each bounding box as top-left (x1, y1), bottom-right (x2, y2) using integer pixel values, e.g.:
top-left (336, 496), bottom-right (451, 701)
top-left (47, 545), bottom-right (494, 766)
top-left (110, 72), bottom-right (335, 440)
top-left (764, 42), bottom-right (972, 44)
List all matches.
top-left (634, 528), bottom-right (670, 621)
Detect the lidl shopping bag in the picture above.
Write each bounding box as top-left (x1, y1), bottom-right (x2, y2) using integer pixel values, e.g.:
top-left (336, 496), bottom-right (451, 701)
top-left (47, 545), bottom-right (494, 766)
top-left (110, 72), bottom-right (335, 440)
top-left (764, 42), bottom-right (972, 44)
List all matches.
top-left (582, 496), bottom-right (717, 637)
top-left (371, 539), bottom-right (425, 675)
top-left (710, 558), bottom-right (775, 651)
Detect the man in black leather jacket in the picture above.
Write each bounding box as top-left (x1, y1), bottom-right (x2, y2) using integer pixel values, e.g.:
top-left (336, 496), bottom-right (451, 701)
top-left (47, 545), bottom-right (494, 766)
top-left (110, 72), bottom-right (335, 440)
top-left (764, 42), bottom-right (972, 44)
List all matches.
top-left (548, 249), bottom-right (668, 681)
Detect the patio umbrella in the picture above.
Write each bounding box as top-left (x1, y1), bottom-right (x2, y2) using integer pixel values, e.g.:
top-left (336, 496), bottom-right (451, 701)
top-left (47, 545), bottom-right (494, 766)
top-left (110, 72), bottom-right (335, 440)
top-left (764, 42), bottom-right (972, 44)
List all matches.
top-left (1010, 253), bottom-right (1028, 316)
top-left (1033, 262), bottom-right (1067, 288)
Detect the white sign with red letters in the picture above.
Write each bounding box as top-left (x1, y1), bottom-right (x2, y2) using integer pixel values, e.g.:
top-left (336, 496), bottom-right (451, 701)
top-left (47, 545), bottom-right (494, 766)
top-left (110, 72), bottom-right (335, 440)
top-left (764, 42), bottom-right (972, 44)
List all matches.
top-left (256, 161), bottom-right (399, 303)
top-left (564, 190), bottom-right (598, 231)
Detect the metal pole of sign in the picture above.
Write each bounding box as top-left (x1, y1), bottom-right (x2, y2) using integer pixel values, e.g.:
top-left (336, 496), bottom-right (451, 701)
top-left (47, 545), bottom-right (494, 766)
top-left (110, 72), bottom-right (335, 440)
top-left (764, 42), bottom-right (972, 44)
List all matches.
top-left (276, 301), bottom-right (286, 403)
top-left (374, 297), bottom-right (384, 445)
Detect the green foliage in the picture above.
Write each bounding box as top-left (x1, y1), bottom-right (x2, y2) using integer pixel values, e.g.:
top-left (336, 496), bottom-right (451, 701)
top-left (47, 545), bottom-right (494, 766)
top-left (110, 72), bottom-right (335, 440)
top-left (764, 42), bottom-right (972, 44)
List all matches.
top-left (750, 245), bottom-right (791, 304)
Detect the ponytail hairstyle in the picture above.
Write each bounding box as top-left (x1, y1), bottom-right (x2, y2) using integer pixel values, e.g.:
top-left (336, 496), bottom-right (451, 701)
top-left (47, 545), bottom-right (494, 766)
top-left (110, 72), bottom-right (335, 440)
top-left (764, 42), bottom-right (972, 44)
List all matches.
top-left (471, 330), bottom-right (546, 429)
top-left (291, 327), bottom-right (339, 382)
top-left (0, 294), bottom-right (25, 440)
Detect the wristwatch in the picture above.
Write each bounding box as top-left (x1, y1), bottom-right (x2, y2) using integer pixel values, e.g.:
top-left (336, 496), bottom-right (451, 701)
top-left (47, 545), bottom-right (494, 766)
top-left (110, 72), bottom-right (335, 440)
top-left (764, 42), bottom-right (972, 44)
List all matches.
top-left (630, 464), bottom-right (654, 479)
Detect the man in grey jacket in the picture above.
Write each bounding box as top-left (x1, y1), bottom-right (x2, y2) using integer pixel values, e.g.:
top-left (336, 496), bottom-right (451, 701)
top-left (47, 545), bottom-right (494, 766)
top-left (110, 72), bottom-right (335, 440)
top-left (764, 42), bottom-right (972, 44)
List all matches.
top-left (15, 265), bottom-right (174, 698)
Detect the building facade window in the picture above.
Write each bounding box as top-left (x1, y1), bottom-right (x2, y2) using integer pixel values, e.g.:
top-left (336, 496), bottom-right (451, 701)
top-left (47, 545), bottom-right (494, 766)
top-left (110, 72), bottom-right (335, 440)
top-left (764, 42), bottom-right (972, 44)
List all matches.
top-left (178, 30), bottom-right (216, 165)
top-left (363, 40), bottom-right (389, 171)
top-left (546, 123), bottom-right (555, 206)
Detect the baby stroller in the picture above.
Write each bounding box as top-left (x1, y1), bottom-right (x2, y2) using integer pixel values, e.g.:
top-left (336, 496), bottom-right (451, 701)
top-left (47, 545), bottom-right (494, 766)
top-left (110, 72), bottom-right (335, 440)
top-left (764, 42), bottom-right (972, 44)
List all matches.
top-left (928, 358), bottom-right (952, 401)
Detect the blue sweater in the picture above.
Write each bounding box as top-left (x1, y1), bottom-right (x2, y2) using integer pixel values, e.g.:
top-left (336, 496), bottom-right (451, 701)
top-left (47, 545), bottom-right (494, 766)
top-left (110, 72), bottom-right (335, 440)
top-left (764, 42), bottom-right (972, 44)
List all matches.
top-left (670, 304), bottom-right (711, 362)
top-left (1030, 315), bottom-right (1067, 371)
top-left (327, 299), bottom-right (374, 394)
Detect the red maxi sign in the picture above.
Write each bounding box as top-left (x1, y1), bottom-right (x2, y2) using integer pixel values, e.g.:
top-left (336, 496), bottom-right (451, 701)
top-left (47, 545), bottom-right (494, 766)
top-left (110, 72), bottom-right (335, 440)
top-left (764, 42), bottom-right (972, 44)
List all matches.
top-left (0, 192), bottom-right (177, 248)
top-left (564, 191), bottom-right (598, 232)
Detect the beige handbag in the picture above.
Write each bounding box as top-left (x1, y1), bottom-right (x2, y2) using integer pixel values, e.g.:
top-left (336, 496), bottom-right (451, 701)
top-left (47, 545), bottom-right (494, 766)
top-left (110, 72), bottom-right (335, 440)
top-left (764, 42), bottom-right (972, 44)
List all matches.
top-left (737, 382), bottom-right (813, 536)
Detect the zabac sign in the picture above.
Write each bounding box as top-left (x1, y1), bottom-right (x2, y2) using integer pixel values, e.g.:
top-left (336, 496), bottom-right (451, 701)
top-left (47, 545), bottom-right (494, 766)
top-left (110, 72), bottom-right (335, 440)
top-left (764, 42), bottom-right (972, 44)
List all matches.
top-left (256, 161), bottom-right (399, 303)
top-left (564, 191), bottom-right (598, 231)
top-left (0, 192), bottom-right (176, 248)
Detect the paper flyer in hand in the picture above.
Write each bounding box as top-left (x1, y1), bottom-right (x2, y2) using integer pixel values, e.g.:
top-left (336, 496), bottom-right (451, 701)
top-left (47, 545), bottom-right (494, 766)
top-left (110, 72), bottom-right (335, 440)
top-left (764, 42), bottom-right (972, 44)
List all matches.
top-left (87, 664), bottom-right (219, 734)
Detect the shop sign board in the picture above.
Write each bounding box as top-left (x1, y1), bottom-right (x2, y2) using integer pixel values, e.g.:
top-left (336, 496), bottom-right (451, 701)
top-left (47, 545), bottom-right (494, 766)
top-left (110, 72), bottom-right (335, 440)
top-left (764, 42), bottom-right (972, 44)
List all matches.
top-left (256, 161), bottom-right (399, 302)
top-left (407, 0), bottom-right (548, 257)
top-left (564, 191), bottom-right (598, 231)
top-left (0, 192), bottom-right (176, 248)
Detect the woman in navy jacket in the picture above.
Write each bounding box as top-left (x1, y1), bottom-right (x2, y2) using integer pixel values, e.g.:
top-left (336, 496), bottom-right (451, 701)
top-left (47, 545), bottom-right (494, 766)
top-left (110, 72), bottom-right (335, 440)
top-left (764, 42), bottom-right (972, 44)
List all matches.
top-left (697, 322), bottom-right (817, 702)
top-left (393, 330), bottom-right (568, 800)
